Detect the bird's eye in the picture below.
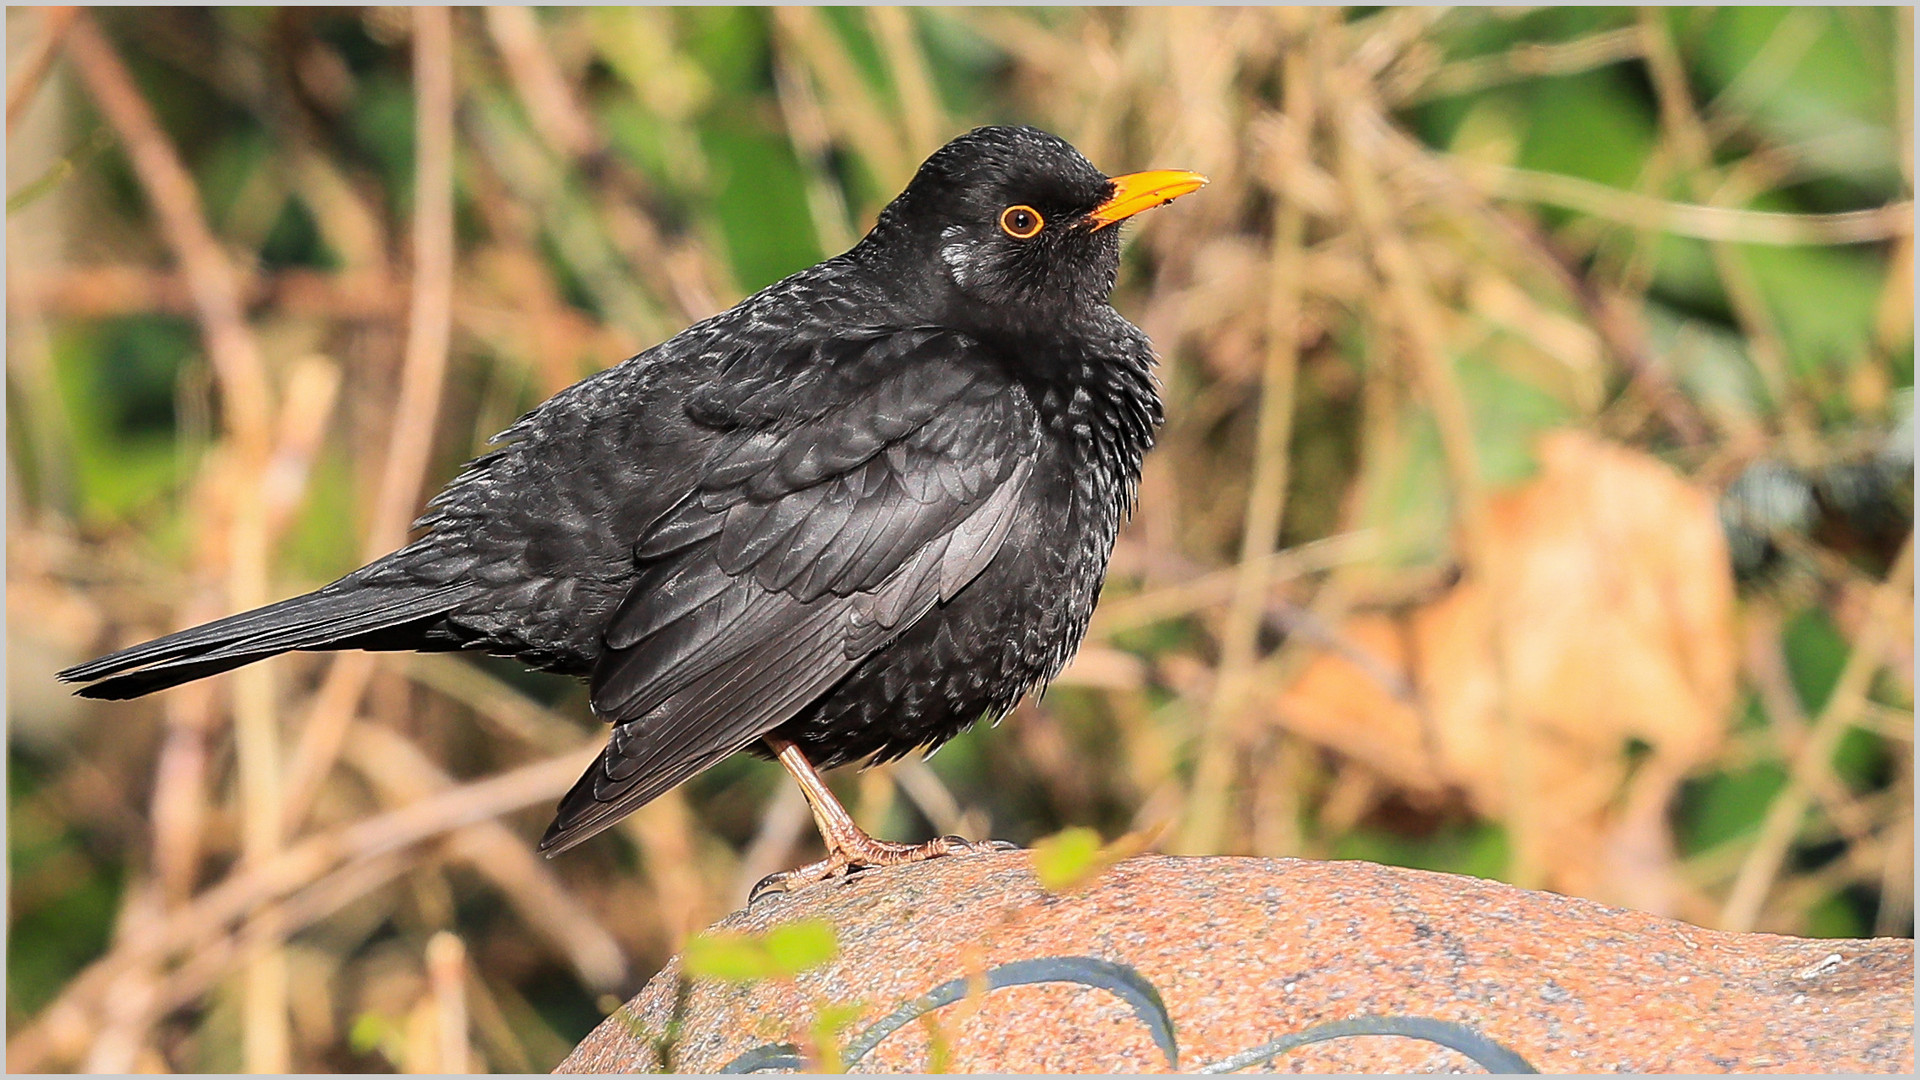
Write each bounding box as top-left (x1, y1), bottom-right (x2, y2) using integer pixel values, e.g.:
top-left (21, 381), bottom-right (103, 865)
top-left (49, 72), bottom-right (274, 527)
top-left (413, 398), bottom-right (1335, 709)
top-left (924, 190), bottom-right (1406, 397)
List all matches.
top-left (999, 205), bottom-right (1044, 239)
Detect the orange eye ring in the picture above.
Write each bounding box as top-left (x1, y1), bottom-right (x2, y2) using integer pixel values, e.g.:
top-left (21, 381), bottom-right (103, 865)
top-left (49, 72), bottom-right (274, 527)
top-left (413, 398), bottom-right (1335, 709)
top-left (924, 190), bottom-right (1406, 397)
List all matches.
top-left (999, 205), bottom-right (1044, 239)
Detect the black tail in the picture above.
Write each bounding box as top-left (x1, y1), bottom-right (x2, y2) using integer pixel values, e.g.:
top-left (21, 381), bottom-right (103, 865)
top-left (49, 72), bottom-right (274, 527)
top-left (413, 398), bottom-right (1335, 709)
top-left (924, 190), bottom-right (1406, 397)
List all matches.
top-left (57, 578), bottom-right (476, 700)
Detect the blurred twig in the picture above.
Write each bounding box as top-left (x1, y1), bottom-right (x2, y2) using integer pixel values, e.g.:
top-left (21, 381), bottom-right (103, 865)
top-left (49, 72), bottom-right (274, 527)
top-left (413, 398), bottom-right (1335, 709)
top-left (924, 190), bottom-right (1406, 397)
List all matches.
top-left (620, 792), bottom-right (718, 947)
top-left (773, 46), bottom-right (856, 254)
top-left (7, 743), bottom-right (600, 1073)
top-left (1336, 91), bottom-right (1539, 888)
top-left (773, 7), bottom-right (913, 192)
top-left (1180, 25), bottom-right (1317, 856)
top-left (374, 7), bottom-right (459, 569)
top-left (6, 6), bottom-right (78, 137)
top-left (1638, 8), bottom-right (1801, 442)
top-left (893, 758), bottom-right (974, 838)
top-left (1874, 755), bottom-right (1913, 937)
top-left (343, 723), bottom-right (629, 991)
top-left (63, 10), bottom-right (273, 452)
top-left (1721, 534), bottom-right (1914, 932)
top-left (282, 5), bottom-right (458, 833)
top-left (64, 12), bottom-right (295, 1067)
top-left (483, 7), bottom-right (709, 328)
top-left (465, 92), bottom-right (666, 342)
top-left (1, 267), bottom-right (77, 515)
top-left (868, 7), bottom-right (946, 158)
top-left (411, 653), bottom-right (710, 964)
top-left (121, 356), bottom-right (327, 946)
top-left (1091, 533), bottom-right (1377, 639)
top-left (483, 6), bottom-right (600, 163)
top-left (731, 784), bottom-right (813, 903)
top-left (7, 265), bottom-right (400, 318)
top-left (426, 933), bottom-right (472, 1074)
top-left (1700, 7), bottom-right (1824, 143)
top-left (1406, 25), bottom-right (1643, 102)
top-left (465, 970), bottom-right (537, 1074)
top-left (403, 653), bottom-right (584, 752)
top-left (148, 675), bottom-right (220, 906)
top-left (1453, 158), bottom-right (1916, 247)
top-left (1744, 612), bottom-right (1881, 853)
top-left (1492, 211), bottom-right (1713, 450)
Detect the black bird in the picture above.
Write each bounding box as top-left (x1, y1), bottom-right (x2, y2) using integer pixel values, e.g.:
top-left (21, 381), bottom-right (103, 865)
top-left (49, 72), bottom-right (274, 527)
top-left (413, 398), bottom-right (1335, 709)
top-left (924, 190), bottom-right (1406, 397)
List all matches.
top-left (58, 126), bottom-right (1205, 896)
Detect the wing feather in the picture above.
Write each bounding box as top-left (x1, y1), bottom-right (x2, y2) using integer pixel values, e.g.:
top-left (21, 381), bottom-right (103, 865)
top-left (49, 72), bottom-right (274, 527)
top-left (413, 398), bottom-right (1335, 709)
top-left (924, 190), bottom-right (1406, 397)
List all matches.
top-left (541, 333), bottom-right (1039, 853)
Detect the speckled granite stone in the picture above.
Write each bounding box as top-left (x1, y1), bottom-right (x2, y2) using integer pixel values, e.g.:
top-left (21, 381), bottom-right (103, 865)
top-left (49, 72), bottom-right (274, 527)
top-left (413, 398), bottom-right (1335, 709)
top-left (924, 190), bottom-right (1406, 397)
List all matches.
top-left (559, 853), bottom-right (1913, 1074)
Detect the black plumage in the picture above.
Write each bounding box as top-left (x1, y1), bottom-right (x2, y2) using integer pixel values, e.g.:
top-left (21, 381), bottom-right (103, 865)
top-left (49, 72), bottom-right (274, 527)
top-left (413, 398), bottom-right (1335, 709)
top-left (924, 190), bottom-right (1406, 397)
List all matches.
top-left (59, 126), bottom-right (1203, 872)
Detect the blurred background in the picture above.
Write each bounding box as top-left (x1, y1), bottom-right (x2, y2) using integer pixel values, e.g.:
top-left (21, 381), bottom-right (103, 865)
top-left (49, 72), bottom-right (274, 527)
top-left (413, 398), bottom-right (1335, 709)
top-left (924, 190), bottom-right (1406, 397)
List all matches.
top-left (6, 5), bottom-right (1912, 1073)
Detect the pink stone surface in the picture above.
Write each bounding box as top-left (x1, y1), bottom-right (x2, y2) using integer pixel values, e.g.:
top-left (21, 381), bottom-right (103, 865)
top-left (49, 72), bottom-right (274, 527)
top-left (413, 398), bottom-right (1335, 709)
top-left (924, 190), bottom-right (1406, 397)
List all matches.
top-left (559, 853), bottom-right (1914, 1073)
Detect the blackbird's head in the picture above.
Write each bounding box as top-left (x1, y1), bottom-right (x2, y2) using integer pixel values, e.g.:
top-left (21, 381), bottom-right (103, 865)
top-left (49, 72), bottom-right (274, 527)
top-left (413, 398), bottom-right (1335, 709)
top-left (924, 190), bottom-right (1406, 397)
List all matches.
top-left (864, 126), bottom-right (1205, 336)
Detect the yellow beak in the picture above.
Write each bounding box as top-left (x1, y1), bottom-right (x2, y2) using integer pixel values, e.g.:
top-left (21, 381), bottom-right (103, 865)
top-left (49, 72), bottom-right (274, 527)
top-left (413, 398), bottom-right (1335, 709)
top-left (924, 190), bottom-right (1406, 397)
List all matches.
top-left (1086, 169), bottom-right (1209, 230)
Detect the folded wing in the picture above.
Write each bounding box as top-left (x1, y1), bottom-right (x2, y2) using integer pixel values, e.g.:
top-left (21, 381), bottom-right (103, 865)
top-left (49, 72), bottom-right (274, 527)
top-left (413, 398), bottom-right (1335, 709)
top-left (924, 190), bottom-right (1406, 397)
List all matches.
top-left (541, 333), bottom-right (1037, 854)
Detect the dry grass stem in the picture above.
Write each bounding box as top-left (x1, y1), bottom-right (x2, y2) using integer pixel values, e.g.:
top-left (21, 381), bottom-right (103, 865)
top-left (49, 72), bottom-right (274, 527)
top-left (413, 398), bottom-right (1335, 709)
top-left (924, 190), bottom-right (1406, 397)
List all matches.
top-left (11, 11), bottom-right (1909, 1069)
top-left (282, 6), bottom-right (457, 834)
top-left (1638, 8), bottom-right (1806, 445)
top-left (619, 791), bottom-right (716, 945)
top-left (1090, 532), bottom-right (1379, 639)
top-left (1874, 757), bottom-right (1913, 937)
top-left (1409, 26), bottom-right (1644, 102)
top-left (731, 783), bottom-right (813, 902)
top-left (1179, 30), bottom-right (1316, 856)
top-left (773, 7), bottom-right (912, 191)
top-left (869, 7), bottom-right (946, 157)
top-left (1335, 92), bottom-right (1539, 887)
top-left (6, 6), bottom-right (79, 136)
top-left (5, 744), bottom-right (601, 1073)
top-left (773, 46), bottom-right (857, 254)
top-left (342, 723), bottom-right (629, 990)
top-left (1455, 159), bottom-right (1915, 246)
top-left (375, 7), bottom-right (458, 556)
top-left (426, 932), bottom-right (472, 1074)
top-left (1721, 535), bottom-right (1915, 932)
top-left (484, 6), bottom-right (601, 163)
top-left (62, 10), bottom-right (274, 452)
top-left (61, 11), bottom-right (304, 1066)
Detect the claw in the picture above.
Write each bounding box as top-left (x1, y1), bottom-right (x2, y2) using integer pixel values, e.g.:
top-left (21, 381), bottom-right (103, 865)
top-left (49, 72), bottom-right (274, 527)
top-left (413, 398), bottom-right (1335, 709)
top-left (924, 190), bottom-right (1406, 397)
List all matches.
top-left (754, 739), bottom-right (1017, 905)
top-left (749, 856), bottom-right (842, 905)
top-left (747, 835), bottom-right (1012, 904)
top-left (747, 873), bottom-right (784, 906)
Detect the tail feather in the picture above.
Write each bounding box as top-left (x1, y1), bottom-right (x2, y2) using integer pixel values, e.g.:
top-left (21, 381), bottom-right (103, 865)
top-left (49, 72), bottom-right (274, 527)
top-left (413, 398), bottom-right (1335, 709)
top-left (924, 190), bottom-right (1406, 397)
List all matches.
top-left (58, 580), bottom-right (475, 699)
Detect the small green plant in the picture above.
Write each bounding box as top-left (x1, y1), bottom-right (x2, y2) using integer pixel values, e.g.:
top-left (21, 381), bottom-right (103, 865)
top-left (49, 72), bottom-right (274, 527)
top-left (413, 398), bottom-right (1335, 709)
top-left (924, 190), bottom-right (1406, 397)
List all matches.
top-left (921, 1012), bottom-right (955, 1074)
top-left (1031, 826), bottom-right (1119, 893)
top-left (346, 1011), bottom-right (404, 1068)
top-left (677, 919), bottom-right (859, 1071)
top-left (805, 1001), bottom-right (867, 1073)
top-left (681, 919), bottom-right (840, 982)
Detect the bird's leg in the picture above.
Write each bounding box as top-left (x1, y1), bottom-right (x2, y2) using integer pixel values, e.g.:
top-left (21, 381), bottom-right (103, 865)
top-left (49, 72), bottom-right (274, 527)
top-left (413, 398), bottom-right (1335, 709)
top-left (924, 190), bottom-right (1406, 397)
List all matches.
top-left (749, 738), bottom-right (1013, 903)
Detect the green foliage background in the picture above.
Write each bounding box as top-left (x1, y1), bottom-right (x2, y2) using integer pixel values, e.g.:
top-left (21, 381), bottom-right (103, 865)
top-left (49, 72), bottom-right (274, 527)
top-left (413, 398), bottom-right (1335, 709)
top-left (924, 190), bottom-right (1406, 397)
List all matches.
top-left (6, 6), bottom-right (1912, 1072)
